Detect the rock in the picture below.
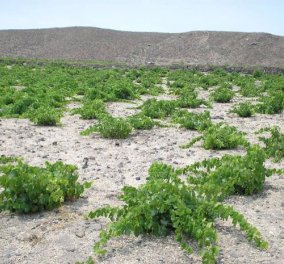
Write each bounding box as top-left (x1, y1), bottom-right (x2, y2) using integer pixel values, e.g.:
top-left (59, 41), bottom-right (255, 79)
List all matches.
top-left (75, 228), bottom-right (85, 238)
top-left (93, 223), bottom-right (102, 231)
top-left (135, 176), bottom-right (141, 181)
top-left (56, 234), bottom-right (76, 252)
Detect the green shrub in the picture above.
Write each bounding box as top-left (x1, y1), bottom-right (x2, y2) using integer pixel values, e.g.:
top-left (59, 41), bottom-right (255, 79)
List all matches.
top-left (113, 82), bottom-right (137, 100)
top-left (127, 114), bottom-right (156, 130)
top-left (176, 88), bottom-right (210, 108)
top-left (182, 123), bottom-right (249, 150)
top-left (211, 86), bottom-right (234, 103)
top-left (0, 155), bottom-right (19, 164)
top-left (81, 117), bottom-right (132, 138)
top-left (72, 99), bottom-right (108, 120)
top-left (9, 97), bottom-right (37, 115)
top-left (256, 91), bottom-right (284, 114)
top-left (88, 160), bottom-right (268, 264)
top-left (140, 99), bottom-right (177, 119)
top-left (29, 106), bottom-right (61, 126)
top-left (230, 102), bottom-right (254, 117)
top-left (239, 83), bottom-right (260, 97)
top-left (0, 160), bottom-right (91, 213)
top-left (256, 127), bottom-right (284, 161)
top-left (172, 110), bottom-right (212, 131)
top-left (181, 145), bottom-right (274, 199)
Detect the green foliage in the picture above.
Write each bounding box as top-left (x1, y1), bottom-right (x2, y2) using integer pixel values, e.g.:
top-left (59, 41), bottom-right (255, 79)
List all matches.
top-left (181, 145), bottom-right (273, 199)
top-left (81, 117), bottom-right (132, 139)
top-left (127, 114), bottom-right (156, 130)
top-left (140, 99), bottom-right (177, 119)
top-left (0, 155), bottom-right (19, 164)
top-left (211, 85), bottom-right (234, 103)
top-left (239, 83), bottom-right (260, 97)
top-left (72, 99), bottom-right (108, 120)
top-left (182, 123), bottom-right (249, 150)
top-left (256, 91), bottom-right (284, 114)
top-left (256, 127), bottom-right (284, 161)
top-left (230, 102), bottom-right (254, 117)
top-left (172, 110), bottom-right (212, 131)
top-left (88, 157), bottom-right (270, 263)
top-left (29, 106), bottom-right (61, 126)
top-left (176, 88), bottom-right (210, 108)
top-left (0, 160), bottom-right (91, 213)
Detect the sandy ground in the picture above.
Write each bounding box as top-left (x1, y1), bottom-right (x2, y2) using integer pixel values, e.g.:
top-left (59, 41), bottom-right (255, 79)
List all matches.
top-left (0, 88), bottom-right (283, 264)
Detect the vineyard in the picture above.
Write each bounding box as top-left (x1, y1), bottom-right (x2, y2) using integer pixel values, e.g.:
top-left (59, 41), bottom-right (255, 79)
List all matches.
top-left (0, 59), bottom-right (283, 264)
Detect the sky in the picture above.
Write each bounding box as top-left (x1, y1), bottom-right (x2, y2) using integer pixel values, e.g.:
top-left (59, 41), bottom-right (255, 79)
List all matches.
top-left (0, 0), bottom-right (283, 36)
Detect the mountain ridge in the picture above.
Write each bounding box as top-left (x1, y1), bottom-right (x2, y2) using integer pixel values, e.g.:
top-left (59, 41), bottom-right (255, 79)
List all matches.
top-left (0, 26), bottom-right (283, 68)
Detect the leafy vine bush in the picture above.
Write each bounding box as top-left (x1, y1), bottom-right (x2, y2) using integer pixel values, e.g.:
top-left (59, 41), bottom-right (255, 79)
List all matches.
top-left (88, 151), bottom-right (274, 263)
top-left (127, 114), bottom-right (156, 130)
top-left (239, 83), bottom-right (262, 97)
top-left (255, 91), bottom-right (284, 114)
top-left (256, 126), bottom-right (284, 161)
top-left (172, 110), bottom-right (212, 131)
top-left (0, 160), bottom-right (91, 213)
top-left (176, 88), bottom-right (210, 108)
top-left (81, 117), bottom-right (132, 138)
top-left (29, 106), bottom-right (62, 126)
top-left (140, 99), bottom-right (177, 119)
top-left (211, 85), bottom-right (234, 103)
top-left (0, 155), bottom-right (18, 164)
top-left (182, 123), bottom-right (249, 150)
top-left (180, 145), bottom-right (277, 200)
top-left (230, 102), bottom-right (254, 117)
top-left (72, 99), bottom-right (109, 120)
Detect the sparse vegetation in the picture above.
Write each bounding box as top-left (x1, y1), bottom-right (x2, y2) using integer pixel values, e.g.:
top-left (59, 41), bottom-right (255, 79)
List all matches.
top-left (1, 60), bottom-right (284, 264)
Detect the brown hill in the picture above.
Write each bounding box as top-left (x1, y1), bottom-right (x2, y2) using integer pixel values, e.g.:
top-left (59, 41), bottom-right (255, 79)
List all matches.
top-left (0, 27), bottom-right (283, 68)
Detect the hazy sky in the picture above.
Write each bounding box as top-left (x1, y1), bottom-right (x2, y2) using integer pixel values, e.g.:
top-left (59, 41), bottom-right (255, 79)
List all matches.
top-left (1, 0), bottom-right (283, 35)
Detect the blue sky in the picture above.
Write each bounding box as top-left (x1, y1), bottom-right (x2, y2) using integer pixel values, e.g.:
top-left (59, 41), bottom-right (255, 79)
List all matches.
top-left (1, 0), bottom-right (283, 35)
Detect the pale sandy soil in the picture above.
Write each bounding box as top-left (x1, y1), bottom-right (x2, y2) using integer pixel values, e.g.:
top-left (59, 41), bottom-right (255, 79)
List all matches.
top-left (0, 87), bottom-right (283, 264)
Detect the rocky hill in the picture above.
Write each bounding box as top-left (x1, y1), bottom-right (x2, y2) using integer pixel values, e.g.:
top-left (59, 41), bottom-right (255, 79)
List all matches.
top-left (0, 27), bottom-right (283, 68)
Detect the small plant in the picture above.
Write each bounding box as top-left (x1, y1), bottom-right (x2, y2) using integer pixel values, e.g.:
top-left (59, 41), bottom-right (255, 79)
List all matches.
top-left (72, 99), bottom-right (108, 120)
top-left (81, 117), bottom-right (132, 139)
top-left (256, 126), bottom-right (284, 161)
top-left (182, 123), bottom-right (249, 150)
top-left (180, 145), bottom-right (276, 200)
top-left (255, 91), bottom-right (284, 114)
top-left (140, 99), bottom-right (177, 119)
top-left (112, 82), bottom-right (138, 100)
top-left (176, 88), bottom-right (210, 108)
top-left (0, 155), bottom-right (19, 164)
top-left (211, 85), bottom-right (234, 103)
top-left (127, 113), bottom-right (156, 130)
top-left (29, 106), bottom-right (61, 126)
top-left (88, 160), bottom-right (269, 264)
top-left (172, 110), bottom-right (212, 131)
top-left (0, 160), bottom-right (91, 213)
top-left (230, 102), bottom-right (254, 117)
top-left (239, 83), bottom-right (261, 97)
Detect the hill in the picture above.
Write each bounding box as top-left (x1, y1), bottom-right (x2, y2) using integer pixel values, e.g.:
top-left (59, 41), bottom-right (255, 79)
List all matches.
top-left (0, 27), bottom-right (283, 68)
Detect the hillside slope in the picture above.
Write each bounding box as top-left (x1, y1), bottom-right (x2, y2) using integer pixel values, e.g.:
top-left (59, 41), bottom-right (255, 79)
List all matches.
top-left (0, 27), bottom-right (283, 67)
